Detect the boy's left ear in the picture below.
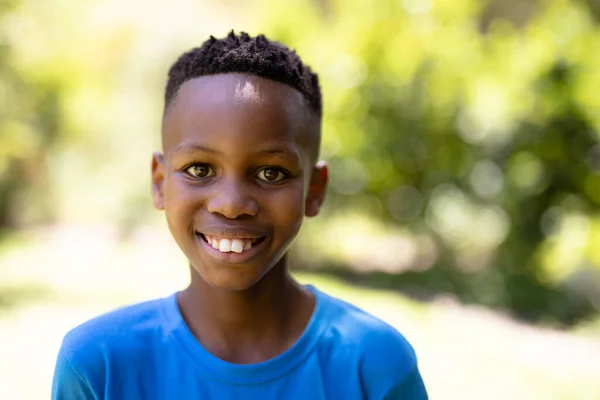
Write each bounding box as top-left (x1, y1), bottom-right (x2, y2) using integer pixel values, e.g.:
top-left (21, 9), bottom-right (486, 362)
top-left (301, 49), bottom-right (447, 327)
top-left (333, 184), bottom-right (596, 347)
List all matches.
top-left (305, 161), bottom-right (328, 217)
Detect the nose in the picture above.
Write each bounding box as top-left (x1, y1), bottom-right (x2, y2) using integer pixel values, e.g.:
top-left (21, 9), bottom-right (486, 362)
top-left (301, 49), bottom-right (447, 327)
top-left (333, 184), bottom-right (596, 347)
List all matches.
top-left (206, 178), bottom-right (259, 219)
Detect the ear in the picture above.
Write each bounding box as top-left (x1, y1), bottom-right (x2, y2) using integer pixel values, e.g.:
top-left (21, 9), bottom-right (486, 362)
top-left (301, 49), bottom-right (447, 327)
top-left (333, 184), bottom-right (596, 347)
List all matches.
top-left (305, 161), bottom-right (328, 217)
top-left (151, 152), bottom-right (165, 210)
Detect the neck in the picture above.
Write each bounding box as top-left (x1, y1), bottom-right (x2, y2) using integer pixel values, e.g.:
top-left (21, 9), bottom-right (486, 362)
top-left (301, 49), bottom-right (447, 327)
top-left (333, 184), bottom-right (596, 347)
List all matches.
top-left (177, 259), bottom-right (314, 363)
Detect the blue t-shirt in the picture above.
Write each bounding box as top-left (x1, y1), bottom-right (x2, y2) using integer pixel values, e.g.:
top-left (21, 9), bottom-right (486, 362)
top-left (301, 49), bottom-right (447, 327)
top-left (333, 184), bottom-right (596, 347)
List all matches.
top-left (52, 286), bottom-right (427, 399)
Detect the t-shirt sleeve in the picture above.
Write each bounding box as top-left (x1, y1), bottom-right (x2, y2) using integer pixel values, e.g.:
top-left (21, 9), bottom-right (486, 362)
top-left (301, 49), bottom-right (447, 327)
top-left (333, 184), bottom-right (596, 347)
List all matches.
top-left (382, 365), bottom-right (428, 400)
top-left (358, 322), bottom-right (428, 400)
top-left (51, 346), bottom-right (97, 400)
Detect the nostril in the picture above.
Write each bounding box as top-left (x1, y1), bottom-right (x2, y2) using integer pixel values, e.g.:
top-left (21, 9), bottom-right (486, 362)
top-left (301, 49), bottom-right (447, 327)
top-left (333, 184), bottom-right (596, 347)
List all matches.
top-left (205, 185), bottom-right (259, 218)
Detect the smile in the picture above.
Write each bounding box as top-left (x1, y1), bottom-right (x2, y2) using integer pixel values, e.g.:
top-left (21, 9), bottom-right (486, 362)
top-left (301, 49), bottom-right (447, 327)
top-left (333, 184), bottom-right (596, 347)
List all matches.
top-left (199, 233), bottom-right (266, 254)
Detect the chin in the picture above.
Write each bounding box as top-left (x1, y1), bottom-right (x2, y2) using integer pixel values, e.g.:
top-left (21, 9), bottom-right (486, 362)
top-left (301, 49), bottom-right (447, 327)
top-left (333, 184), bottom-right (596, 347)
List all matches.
top-left (192, 262), bottom-right (272, 292)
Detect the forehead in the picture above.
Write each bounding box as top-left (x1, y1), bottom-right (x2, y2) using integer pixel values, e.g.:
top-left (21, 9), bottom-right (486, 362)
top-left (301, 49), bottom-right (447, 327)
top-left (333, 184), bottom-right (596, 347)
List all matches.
top-left (162, 74), bottom-right (318, 160)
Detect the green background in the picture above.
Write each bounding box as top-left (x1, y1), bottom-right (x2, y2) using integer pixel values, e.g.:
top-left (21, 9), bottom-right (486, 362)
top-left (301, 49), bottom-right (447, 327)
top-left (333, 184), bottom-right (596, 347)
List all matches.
top-left (1, 0), bottom-right (599, 398)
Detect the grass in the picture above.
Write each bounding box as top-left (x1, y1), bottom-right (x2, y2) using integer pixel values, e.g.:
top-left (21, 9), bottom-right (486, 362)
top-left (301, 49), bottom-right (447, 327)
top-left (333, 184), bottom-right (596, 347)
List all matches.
top-left (1, 225), bottom-right (599, 399)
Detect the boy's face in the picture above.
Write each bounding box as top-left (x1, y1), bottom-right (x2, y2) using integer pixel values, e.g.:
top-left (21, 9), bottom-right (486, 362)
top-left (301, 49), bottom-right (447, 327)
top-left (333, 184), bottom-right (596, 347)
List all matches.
top-left (152, 74), bottom-right (327, 291)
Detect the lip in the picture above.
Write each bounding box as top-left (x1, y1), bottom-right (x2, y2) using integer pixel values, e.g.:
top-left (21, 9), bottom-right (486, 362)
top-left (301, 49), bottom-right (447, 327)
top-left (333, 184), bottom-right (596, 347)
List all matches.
top-left (199, 225), bottom-right (269, 240)
top-left (194, 232), bottom-right (270, 264)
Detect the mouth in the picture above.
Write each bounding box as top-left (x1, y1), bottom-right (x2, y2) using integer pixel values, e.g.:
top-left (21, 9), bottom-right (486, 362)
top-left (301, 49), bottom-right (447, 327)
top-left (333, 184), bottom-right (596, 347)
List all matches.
top-left (197, 233), bottom-right (266, 254)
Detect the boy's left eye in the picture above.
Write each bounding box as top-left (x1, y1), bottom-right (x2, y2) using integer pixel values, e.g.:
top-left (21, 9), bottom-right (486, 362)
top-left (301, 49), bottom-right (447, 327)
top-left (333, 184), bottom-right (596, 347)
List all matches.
top-left (256, 167), bottom-right (287, 183)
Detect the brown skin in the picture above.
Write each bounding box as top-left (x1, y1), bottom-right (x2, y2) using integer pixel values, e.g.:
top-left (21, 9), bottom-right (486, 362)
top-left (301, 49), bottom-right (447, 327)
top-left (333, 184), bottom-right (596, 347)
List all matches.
top-left (151, 74), bottom-right (328, 364)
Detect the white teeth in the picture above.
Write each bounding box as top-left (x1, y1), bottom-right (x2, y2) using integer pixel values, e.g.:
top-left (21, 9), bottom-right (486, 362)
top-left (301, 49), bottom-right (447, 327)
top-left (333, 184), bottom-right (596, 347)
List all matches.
top-left (203, 234), bottom-right (256, 253)
top-left (231, 239), bottom-right (244, 253)
top-left (219, 239), bottom-right (232, 252)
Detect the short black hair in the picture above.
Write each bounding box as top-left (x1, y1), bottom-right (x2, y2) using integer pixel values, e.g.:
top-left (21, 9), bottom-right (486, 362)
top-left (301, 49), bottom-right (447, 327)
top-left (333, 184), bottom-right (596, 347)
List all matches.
top-left (164, 31), bottom-right (322, 117)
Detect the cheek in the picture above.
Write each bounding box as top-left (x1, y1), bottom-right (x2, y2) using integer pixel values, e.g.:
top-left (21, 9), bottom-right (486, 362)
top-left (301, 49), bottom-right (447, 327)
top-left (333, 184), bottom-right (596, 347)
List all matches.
top-left (269, 185), bottom-right (306, 233)
top-left (164, 178), bottom-right (200, 226)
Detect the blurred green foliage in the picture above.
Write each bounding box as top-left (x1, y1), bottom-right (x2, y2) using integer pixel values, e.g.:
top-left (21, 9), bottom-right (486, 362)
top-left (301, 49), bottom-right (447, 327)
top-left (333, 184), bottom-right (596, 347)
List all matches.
top-left (0, 0), bottom-right (63, 228)
top-left (257, 0), bottom-right (600, 325)
top-left (1, 0), bottom-right (600, 325)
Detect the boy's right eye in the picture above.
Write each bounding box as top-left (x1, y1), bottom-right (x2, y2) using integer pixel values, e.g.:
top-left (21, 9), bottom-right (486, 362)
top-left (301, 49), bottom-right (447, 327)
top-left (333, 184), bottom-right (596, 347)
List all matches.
top-left (185, 164), bottom-right (215, 179)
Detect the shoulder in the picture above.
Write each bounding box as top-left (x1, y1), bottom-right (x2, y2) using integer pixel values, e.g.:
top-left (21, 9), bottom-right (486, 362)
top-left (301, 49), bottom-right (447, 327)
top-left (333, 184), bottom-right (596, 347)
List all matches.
top-left (315, 289), bottom-right (427, 399)
top-left (56, 295), bottom-right (172, 378)
top-left (317, 289), bottom-right (417, 364)
top-left (52, 295), bottom-right (174, 399)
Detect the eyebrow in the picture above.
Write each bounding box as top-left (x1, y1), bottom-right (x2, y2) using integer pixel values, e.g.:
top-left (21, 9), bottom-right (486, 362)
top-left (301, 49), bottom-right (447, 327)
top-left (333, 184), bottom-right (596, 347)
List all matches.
top-left (255, 148), bottom-right (300, 162)
top-left (172, 143), bottom-right (300, 162)
top-left (172, 143), bottom-right (223, 155)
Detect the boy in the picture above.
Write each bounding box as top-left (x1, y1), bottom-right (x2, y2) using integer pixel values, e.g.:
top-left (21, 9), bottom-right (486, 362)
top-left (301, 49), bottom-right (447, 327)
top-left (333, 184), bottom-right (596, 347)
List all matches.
top-left (52, 31), bottom-right (428, 399)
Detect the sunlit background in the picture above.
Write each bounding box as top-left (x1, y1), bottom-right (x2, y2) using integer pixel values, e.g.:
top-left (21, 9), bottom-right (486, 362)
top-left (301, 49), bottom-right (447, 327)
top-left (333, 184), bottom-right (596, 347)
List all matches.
top-left (1, 0), bottom-right (600, 398)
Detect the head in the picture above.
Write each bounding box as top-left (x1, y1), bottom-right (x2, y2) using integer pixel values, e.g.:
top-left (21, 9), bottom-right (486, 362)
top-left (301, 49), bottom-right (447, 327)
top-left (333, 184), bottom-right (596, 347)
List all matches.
top-left (151, 31), bottom-right (328, 291)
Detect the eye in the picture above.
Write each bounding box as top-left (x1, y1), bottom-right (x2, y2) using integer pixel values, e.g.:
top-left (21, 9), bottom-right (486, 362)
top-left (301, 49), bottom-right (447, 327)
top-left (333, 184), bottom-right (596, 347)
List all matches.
top-left (257, 167), bottom-right (287, 183)
top-left (185, 164), bottom-right (215, 179)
